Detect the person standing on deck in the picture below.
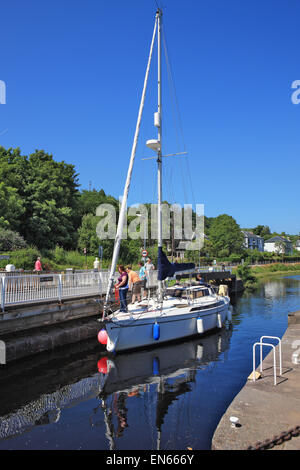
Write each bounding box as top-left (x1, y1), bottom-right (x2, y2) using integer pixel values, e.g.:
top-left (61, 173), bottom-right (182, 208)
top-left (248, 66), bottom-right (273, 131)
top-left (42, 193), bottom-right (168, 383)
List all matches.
top-left (144, 258), bottom-right (155, 295)
top-left (115, 265), bottom-right (129, 313)
top-left (138, 262), bottom-right (147, 299)
top-left (145, 258), bottom-right (154, 276)
top-left (126, 266), bottom-right (142, 303)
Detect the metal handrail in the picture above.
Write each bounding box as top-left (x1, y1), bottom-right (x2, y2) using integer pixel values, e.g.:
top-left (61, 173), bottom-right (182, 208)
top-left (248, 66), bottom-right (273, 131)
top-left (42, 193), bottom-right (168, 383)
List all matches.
top-left (253, 343), bottom-right (277, 385)
top-left (260, 336), bottom-right (282, 376)
top-left (252, 337), bottom-right (282, 386)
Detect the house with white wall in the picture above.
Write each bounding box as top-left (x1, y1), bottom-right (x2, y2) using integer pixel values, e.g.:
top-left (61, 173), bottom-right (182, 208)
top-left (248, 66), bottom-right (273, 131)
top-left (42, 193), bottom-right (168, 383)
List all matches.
top-left (295, 240), bottom-right (300, 252)
top-left (264, 236), bottom-right (293, 255)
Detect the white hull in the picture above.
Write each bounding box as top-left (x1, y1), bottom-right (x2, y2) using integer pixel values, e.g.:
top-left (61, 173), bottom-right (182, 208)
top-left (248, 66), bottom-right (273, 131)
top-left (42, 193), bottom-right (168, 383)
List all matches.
top-left (104, 296), bottom-right (230, 353)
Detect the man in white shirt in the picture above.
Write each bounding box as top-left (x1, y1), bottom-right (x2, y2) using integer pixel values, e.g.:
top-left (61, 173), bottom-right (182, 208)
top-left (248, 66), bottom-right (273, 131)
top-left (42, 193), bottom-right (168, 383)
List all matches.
top-left (93, 257), bottom-right (100, 272)
top-left (144, 258), bottom-right (155, 297)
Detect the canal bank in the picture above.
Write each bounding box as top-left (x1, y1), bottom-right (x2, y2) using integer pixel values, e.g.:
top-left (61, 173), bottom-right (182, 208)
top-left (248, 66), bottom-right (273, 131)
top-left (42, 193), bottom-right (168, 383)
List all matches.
top-left (0, 295), bottom-right (105, 363)
top-left (212, 310), bottom-right (300, 450)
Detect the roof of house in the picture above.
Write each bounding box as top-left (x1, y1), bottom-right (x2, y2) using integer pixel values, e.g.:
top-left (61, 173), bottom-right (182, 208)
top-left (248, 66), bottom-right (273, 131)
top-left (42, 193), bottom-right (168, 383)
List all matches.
top-left (241, 231), bottom-right (264, 240)
top-left (295, 239), bottom-right (300, 247)
top-left (264, 236), bottom-right (292, 244)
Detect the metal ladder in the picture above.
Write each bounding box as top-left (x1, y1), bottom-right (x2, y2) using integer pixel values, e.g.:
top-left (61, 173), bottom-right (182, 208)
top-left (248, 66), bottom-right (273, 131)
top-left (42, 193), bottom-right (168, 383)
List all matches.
top-left (252, 336), bottom-right (282, 386)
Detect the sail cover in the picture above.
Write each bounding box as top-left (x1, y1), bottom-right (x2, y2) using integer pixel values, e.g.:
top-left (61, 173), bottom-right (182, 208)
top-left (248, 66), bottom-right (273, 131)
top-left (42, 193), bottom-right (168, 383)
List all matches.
top-left (157, 247), bottom-right (195, 281)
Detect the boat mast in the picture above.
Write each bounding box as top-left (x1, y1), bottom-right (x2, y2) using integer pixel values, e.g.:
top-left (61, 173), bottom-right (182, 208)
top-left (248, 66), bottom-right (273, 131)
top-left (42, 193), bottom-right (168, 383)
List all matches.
top-left (157, 8), bottom-right (163, 305)
top-left (103, 14), bottom-right (158, 317)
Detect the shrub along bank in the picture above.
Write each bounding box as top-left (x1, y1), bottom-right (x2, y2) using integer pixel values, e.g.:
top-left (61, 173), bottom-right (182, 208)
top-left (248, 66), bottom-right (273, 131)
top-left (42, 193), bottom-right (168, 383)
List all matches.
top-left (251, 263), bottom-right (300, 277)
top-left (232, 262), bottom-right (300, 291)
top-left (0, 247), bottom-right (108, 272)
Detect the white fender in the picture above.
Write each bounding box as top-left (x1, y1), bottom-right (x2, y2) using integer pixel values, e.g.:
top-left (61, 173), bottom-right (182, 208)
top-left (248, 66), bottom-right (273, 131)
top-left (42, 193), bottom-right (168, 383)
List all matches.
top-left (197, 318), bottom-right (204, 334)
top-left (106, 328), bottom-right (120, 352)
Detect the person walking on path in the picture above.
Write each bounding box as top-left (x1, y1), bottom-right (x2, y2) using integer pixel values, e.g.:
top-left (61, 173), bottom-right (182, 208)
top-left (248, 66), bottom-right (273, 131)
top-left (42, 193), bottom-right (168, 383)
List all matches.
top-left (93, 257), bottom-right (100, 272)
top-left (115, 265), bottom-right (129, 313)
top-left (34, 257), bottom-right (42, 272)
top-left (126, 266), bottom-right (142, 303)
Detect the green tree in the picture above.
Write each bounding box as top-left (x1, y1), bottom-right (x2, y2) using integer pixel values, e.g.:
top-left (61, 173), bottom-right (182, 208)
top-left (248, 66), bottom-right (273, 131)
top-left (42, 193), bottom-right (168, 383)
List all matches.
top-left (77, 214), bottom-right (114, 258)
top-left (119, 239), bottom-right (142, 265)
top-left (0, 182), bottom-right (25, 231)
top-left (78, 189), bottom-right (119, 219)
top-left (0, 147), bottom-right (80, 249)
top-left (0, 147), bottom-right (28, 194)
top-left (78, 212), bottom-right (146, 265)
top-left (208, 214), bottom-right (244, 257)
top-left (274, 240), bottom-right (286, 256)
top-left (253, 225), bottom-right (271, 239)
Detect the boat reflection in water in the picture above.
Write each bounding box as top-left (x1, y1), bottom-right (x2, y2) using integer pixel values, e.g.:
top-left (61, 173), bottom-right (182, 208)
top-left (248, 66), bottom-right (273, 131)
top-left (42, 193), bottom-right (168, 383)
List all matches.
top-left (97, 327), bottom-right (232, 450)
top-left (0, 327), bottom-right (232, 448)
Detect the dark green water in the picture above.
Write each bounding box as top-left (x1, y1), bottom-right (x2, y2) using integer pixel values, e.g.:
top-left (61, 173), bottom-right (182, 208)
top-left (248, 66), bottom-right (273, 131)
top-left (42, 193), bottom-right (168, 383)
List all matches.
top-left (0, 275), bottom-right (298, 450)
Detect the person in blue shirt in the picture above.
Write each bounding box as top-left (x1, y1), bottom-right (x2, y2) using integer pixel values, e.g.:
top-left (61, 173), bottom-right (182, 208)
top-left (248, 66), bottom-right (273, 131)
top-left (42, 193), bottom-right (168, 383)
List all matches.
top-left (138, 262), bottom-right (147, 299)
top-left (196, 274), bottom-right (205, 285)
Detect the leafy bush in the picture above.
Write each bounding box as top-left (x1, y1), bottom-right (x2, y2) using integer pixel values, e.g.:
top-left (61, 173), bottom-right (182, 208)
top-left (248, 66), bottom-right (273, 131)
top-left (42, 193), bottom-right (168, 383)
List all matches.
top-left (229, 253), bottom-right (243, 263)
top-left (7, 247), bottom-right (40, 270)
top-left (236, 263), bottom-right (258, 290)
top-left (0, 228), bottom-right (27, 251)
top-left (53, 245), bottom-right (66, 264)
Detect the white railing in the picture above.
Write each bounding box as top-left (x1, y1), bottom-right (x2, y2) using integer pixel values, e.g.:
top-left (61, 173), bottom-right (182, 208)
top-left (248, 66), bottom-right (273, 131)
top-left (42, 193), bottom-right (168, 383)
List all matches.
top-left (1, 267), bottom-right (227, 311)
top-left (197, 266), bottom-right (232, 273)
top-left (0, 272), bottom-right (104, 311)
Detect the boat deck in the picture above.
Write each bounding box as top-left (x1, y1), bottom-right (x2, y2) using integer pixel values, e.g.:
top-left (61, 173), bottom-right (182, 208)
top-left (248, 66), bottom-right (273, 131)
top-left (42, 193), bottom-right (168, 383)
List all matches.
top-left (110, 294), bottom-right (228, 322)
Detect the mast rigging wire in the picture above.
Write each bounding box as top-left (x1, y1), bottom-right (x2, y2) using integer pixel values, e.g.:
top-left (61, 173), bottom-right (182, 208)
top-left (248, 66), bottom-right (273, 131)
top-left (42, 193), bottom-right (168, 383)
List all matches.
top-left (162, 21), bottom-right (197, 212)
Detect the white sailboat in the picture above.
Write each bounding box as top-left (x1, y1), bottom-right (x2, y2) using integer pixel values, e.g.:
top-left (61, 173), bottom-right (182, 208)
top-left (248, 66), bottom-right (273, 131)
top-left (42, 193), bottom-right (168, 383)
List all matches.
top-left (99, 9), bottom-right (231, 353)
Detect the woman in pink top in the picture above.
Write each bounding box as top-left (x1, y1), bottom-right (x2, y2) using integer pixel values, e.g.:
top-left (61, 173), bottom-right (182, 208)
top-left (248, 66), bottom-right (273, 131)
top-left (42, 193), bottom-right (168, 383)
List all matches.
top-left (34, 257), bottom-right (42, 272)
top-left (114, 265), bottom-right (128, 312)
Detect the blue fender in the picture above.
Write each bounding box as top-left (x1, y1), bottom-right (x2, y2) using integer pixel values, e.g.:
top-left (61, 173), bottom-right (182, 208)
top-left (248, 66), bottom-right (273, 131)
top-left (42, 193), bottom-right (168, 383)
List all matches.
top-left (153, 322), bottom-right (160, 340)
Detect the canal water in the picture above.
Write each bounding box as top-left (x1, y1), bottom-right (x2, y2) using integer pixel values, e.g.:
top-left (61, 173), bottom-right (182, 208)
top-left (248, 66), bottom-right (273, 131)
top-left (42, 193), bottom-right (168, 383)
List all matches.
top-left (0, 275), bottom-right (299, 450)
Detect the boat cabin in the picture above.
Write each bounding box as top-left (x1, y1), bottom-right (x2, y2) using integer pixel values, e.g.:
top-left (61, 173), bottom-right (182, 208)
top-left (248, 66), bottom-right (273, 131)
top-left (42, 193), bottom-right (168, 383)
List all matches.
top-left (166, 285), bottom-right (211, 300)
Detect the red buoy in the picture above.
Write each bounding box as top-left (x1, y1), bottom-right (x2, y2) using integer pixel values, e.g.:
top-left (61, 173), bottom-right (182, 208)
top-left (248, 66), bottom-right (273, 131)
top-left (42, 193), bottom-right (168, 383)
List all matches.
top-left (97, 357), bottom-right (108, 374)
top-left (98, 329), bottom-right (108, 345)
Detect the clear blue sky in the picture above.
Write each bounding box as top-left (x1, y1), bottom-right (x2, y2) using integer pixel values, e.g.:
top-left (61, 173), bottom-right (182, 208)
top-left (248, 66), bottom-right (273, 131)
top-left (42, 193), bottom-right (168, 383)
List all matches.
top-left (0, 0), bottom-right (299, 234)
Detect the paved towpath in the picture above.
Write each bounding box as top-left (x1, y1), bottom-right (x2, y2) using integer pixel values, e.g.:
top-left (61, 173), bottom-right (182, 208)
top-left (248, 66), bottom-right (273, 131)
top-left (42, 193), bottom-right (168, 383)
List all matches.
top-left (212, 311), bottom-right (300, 450)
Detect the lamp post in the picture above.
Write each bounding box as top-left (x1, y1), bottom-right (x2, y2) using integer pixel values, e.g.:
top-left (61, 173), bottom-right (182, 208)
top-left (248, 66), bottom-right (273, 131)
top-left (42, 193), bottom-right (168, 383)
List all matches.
top-left (84, 247), bottom-right (87, 269)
